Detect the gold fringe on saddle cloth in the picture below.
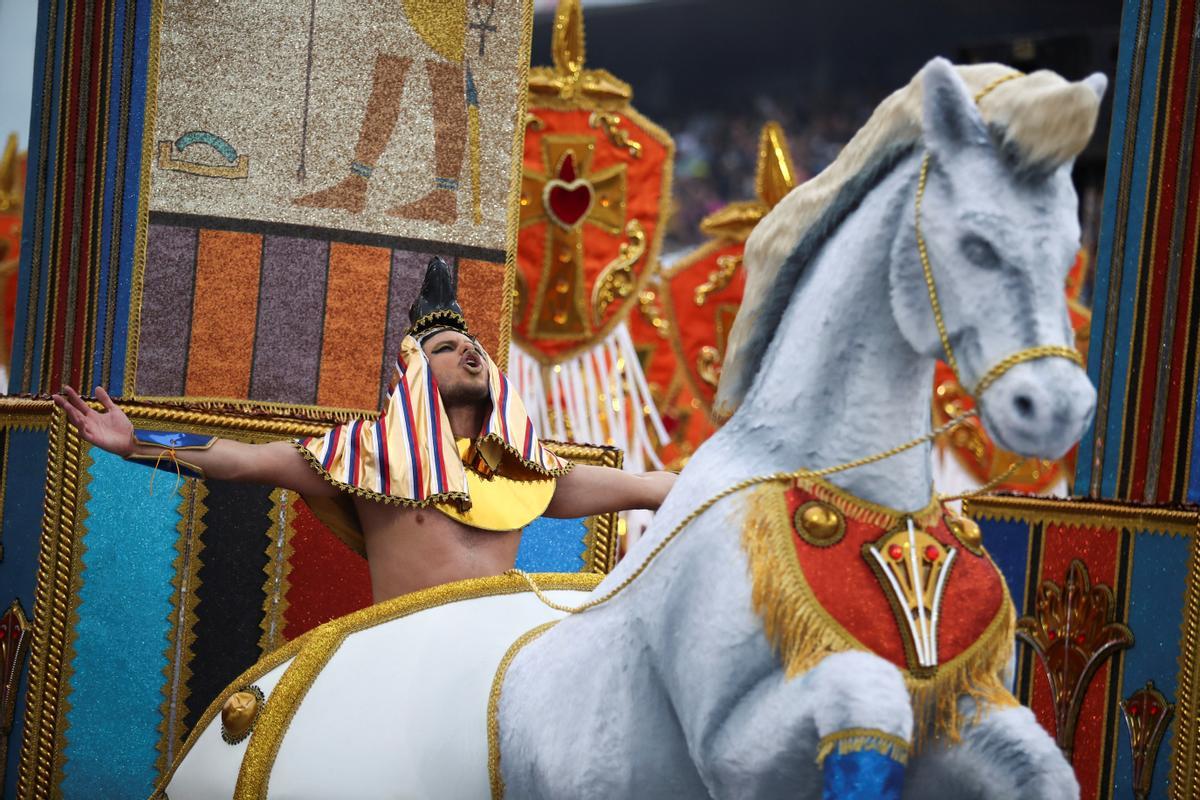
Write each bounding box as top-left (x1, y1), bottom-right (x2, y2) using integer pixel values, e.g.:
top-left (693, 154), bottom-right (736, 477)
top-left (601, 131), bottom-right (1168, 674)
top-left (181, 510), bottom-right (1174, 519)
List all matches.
top-left (741, 483), bottom-right (1018, 750)
top-left (815, 728), bottom-right (911, 767)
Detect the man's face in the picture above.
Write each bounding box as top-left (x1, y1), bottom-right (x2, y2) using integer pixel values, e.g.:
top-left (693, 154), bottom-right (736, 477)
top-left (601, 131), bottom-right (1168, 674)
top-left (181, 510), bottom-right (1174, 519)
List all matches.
top-left (422, 330), bottom-right (489, 406)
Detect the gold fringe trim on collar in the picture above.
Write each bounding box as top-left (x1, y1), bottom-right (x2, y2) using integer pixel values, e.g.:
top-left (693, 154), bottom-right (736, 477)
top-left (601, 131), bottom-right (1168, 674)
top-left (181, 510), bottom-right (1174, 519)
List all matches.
top-left (792, 473), bottom-right (942, 530)
top-left (741, 485), bottom-right (1017, 749)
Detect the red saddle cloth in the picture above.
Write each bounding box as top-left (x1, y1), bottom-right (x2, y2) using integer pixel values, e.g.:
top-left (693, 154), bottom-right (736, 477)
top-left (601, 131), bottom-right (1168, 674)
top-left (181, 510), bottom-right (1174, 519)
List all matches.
top-left (782, 480), bottom-right (1008, 676)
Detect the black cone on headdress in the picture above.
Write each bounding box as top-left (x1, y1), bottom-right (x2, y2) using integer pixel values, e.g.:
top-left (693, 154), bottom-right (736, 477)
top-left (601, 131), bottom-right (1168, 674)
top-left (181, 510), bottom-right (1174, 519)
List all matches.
top-left (408, 256), bottom-right (469, 339)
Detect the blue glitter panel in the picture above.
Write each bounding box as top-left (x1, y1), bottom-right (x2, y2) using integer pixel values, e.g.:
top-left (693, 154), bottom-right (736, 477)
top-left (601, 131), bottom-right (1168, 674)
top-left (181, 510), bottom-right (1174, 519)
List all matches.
top-left (61, 448), bottom-right (182, 799)
top-left (515, 516), bottom-right (589, 572)
top-left (976, 517), bottom-right (1032, 613)
top-left (975, 516), bottom-right (1032, 691)
top-left (1111, 532), bottom-right (1191, 800)
top-left (0, 428), bottom-right (49, 800)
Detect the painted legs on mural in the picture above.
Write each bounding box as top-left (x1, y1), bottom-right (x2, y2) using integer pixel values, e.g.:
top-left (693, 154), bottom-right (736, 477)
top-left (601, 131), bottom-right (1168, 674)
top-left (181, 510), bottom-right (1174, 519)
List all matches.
top-left (293, 53), bottom-right (412, 213)
top-left (903, 699), bottom-right (1079, 800)
top-left (699, 652), bottom-right (911, 800)
top-left (387, 59), bottom-right (467, 225)
top-left (293, 53), bottom-right (466, 225)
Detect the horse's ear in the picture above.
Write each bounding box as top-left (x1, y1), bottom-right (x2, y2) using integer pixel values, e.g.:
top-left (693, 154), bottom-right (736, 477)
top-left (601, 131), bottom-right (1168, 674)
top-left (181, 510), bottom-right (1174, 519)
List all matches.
top-left (1082, 72), bottom-right (1108, 102)
top-left (921, 57), bottom-right (988, 157)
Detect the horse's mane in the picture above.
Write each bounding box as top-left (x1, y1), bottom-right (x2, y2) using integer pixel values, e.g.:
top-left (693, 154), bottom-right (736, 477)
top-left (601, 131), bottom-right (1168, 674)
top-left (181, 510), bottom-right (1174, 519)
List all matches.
top-left (714, 62), bottom-right (1103, 417)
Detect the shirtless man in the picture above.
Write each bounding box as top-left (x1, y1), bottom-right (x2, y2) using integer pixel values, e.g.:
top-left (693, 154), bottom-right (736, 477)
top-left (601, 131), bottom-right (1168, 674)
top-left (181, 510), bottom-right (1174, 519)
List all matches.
top-left (52, 261), bottom-right (675, 603)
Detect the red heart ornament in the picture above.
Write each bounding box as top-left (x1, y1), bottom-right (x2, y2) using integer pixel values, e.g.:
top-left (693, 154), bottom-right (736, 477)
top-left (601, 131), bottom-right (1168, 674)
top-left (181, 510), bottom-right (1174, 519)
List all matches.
top-left (543, 153), bottom-right (594, 229)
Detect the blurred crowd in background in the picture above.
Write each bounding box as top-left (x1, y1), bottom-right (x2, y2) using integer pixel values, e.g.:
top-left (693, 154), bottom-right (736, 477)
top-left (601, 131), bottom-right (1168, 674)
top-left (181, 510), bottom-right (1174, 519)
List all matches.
top-left (660, 91), bottom-right (875, 253)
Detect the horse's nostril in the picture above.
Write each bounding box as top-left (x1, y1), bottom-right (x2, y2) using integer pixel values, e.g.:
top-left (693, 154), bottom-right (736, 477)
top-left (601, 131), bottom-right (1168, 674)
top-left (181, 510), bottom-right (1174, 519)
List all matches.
top-left (1013, 394), bottom-right (1035, 419)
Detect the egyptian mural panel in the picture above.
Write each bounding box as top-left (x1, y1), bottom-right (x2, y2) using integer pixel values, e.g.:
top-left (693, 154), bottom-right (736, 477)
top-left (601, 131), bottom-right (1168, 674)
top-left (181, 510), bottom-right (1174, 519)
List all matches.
top-left (132, 0), bottom-right (530, 408)
top-left (149, 0), bottom-right (524, 251)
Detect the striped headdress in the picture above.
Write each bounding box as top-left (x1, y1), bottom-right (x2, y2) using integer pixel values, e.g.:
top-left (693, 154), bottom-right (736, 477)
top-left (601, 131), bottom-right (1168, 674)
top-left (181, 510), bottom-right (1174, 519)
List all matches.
top-left (295, 335), bottom-right (569, 509)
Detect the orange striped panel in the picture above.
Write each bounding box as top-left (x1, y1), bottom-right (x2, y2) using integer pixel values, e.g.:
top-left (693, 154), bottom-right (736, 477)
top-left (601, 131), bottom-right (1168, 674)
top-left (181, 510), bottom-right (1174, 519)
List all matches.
top-left (457, 258), bottom-right (506, 358)
top-left (185, 230), bottom-right (262, 398)
top-left (318, 242), bottom-right (391, 408)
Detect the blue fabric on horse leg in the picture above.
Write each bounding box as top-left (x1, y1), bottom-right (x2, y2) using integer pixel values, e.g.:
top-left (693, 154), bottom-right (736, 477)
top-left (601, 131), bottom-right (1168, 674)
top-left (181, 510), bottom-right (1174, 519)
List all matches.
top-left (822, 748), bottom-right (905, 800)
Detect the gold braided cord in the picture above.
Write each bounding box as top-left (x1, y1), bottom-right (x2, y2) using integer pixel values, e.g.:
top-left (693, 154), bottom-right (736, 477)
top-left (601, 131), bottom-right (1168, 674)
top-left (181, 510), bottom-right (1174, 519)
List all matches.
top-left (936, 459), bottom-right (1024, 503)
top-left (508, 410), bottom-right (982, 614)
top-left (913, 154), bottom-right (959, 379)
top-left (972, 345), bottom-right (1085, 397)
top-left (972, 71), bottom-right (1023, 104)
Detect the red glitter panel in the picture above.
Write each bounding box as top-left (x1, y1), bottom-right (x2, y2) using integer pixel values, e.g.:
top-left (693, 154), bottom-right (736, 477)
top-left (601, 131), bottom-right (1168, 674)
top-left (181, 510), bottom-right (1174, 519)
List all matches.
top-left (1158, 0), bottom-right (1200, 501)
top-left (48, 6), bottom-right (87, 387)
top-left (282, 499), bottom-right (373, 641)
top-left (1028, 522), bottom-right (1120, 800)
top-left (1131, 0), bottom-right (1197, 499)
top-left (785, 485), bottom-right (1005, 669)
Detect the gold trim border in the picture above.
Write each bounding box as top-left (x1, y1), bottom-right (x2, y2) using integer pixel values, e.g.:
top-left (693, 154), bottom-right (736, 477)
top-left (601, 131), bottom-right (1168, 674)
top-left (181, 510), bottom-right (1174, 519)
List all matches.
top-left (0, 400), bottom-right (55, 429)
top-left (51, 446), bottom-right (92, 793)
top-left (128, 394), bottom-right (381, 422)
top-left (16, 412), bottom-right (89, 799)
top-left (122, 0), bottom-right (164, 397)
top-left (964, 494), bottom-right (1200, 538)
top-left (258, 487), bottom-right (297, 655)
top-left (1169, 534), bottom-right (1200, 799)
top-left (487, 620), bottom-right (557, 800)
top-left (497, 0), bottom-right (535, 373)
top-left (155, 479), bottom-right (207, 778)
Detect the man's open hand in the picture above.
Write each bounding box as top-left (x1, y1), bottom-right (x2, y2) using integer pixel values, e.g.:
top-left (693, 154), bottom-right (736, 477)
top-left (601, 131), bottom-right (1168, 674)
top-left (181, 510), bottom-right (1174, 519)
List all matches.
top-left (51, 386), bottom-right (135, 457)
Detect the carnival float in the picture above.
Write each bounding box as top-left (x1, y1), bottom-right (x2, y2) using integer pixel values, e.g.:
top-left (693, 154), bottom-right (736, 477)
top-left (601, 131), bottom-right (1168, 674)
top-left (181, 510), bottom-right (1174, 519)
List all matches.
top-left (0, 1), bottom-right (1196, 799)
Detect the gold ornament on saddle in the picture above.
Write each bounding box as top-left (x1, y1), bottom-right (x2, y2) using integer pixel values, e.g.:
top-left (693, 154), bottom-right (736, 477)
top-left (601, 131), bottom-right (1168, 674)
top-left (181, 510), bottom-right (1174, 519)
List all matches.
top-left (863, 519), bottom-right (957, 676)
top-left (794, 501), bottom-right (845, 547)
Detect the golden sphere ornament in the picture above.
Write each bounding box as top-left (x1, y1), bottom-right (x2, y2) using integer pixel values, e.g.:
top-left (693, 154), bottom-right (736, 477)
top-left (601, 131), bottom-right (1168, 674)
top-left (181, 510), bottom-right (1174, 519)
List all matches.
top-left (794, 502), bottom-right (846, 547)
top-left (947, 515), bottom-right (983, 554)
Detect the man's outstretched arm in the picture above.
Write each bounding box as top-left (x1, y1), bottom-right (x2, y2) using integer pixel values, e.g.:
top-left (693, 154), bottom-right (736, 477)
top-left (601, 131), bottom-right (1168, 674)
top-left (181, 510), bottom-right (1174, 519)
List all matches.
top-left (52, 386), bottom-right (337, 497)
top-left (543, 464), bottom-right (676, 519)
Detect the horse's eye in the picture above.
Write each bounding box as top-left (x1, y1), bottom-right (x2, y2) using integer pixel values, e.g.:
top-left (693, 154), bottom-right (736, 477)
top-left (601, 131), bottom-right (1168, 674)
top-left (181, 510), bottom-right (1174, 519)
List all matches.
top-left (960, 234), bottom-right (1001, 270)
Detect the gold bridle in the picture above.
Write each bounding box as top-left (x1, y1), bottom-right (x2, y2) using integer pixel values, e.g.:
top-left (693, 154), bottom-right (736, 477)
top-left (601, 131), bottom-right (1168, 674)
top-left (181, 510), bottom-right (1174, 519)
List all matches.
top-left (913, 72), bottom-right (1084, 400)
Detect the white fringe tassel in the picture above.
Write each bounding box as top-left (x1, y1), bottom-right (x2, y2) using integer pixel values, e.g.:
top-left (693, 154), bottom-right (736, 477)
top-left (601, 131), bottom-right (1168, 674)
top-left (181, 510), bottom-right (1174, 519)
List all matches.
top-left (508, 321), bottom-right (668, 475)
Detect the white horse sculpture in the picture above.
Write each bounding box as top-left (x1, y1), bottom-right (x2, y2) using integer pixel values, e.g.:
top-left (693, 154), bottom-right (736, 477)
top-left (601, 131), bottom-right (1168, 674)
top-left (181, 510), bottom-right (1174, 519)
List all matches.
top-left (499, 58), bottom-right (1104, 800)
top-left (159, 58), bottom-right (1105, 800)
